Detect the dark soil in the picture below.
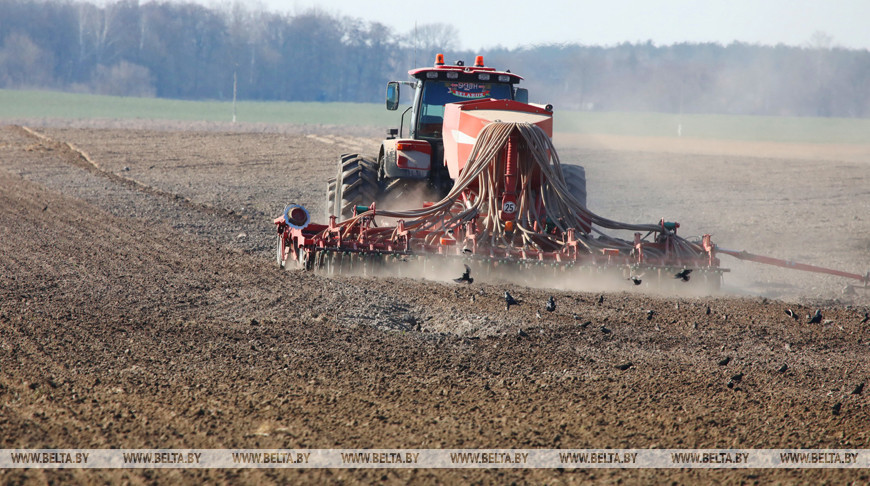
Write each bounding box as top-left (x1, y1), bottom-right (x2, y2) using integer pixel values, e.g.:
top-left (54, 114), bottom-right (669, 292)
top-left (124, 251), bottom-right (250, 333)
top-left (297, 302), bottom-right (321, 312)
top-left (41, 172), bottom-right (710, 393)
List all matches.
top-left (1, 121), bottom-right (869, 484)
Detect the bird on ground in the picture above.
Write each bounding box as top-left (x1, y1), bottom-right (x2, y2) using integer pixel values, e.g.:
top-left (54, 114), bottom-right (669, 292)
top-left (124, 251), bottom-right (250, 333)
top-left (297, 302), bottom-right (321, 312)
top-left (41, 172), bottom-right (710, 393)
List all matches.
top-left (536, 310), bottom-right (542, 319)
top-left (832, 402), bottom-right (842, 416)
top-left (726, 372), bottom-right (744, 389)
top-left (674, 269), bottom-right (692, 282)
top-left (777, 364), bottom-right (788, 373)
top-left (852, 383), bottom-right (865, 395)
top-left (546, 296), bottom-right (556, 312)
top-left (718, 356), bottom-right (731, 366)
top-left (615, 362), bottom-right (633, 371)
top-left (628, 276), bottom-right (643, 285)
top-left (600, 325), bottom-right (611, 334)
top-left (785, 308), bottom-right (798, 320)
top-left (504, 290), bottom-right (519, 310)
top-left (454, 264), bottom-right (473, 284)
top-left (808, 309), bottom-right (822, 324)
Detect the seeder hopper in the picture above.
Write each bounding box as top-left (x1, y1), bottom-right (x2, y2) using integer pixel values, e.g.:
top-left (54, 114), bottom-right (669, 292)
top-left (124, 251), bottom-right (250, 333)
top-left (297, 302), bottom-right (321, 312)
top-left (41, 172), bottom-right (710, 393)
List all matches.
top-left (274, 55), bottom-right (869, 294)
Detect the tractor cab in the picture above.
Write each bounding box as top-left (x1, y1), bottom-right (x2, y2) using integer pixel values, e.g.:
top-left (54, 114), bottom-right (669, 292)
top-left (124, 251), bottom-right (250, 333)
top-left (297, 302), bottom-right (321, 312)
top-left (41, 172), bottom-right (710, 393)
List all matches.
top-left (381, 54), bottom-right (526, 196)
top-left (413, 79), bottom-right (514, 138)
top-left (387, 54), bottom-right (526, 140)
top-left (407, 54), bottom-right (524, 140)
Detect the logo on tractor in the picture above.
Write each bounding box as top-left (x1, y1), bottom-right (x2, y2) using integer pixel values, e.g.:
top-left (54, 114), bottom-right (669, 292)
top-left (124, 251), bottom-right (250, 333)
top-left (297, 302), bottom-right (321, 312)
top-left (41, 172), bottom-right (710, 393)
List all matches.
top-left (502, 201), bottom-right (517, 214)
top-left (448, 82), bottom-right (490, 99)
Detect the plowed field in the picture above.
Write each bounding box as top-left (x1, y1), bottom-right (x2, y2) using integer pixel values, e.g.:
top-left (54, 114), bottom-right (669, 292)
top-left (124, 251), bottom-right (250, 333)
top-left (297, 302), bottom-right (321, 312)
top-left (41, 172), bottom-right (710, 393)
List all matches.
top-left (2, 120), bottom-right (869, 484)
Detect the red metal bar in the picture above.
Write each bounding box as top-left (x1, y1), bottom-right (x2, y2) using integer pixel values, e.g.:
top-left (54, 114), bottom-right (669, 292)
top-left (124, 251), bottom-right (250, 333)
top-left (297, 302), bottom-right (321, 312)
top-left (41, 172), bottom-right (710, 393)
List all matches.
top-left (716, 247), bottom-right (869, 284)
top-left (633, 232), bottom-right (645, 264)
top-left (500, 132), bottom-right (519, 221)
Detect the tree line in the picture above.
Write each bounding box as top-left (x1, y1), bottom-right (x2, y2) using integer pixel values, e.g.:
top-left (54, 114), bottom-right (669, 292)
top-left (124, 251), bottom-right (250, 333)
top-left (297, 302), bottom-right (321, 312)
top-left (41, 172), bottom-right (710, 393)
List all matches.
top-left (1, 0), bottom-right (868, 117)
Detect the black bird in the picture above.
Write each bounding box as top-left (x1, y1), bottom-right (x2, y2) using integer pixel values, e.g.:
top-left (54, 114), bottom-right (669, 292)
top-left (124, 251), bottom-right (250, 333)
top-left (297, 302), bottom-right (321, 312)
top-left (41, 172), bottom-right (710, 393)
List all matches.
top-left (674, 269), bottom-right (692, 282)
top-left (727, 372), bottom-right (744, 388)
top-left (628, 276), bottom-right (643, 285)
top-left (600, 325), bottom-right (611, 334)
top-left (646, 310), bottom-right (655, 321)
top-left (504, 290), bottom-right (519, 310)
top-left (852, 382), bottom-right (865, 395)
top-left (718, 356), bottom-right (731, 366)
top-left (454, 264), bottom-right (473, 284)
top-left (808, 309), bottom-right (822, 324)
top-left (597, 295), bottom-right (604, 304)
top-left (777, 364), bottom-right (789, 373)
top-left (615, 362), bottom-right (633, 371)
top-left (785, 308), bottom-right (798, 320)
top-left (546, 296), bottom-right (556, 312)
top-left (832, 402), bottom-right (842, 416)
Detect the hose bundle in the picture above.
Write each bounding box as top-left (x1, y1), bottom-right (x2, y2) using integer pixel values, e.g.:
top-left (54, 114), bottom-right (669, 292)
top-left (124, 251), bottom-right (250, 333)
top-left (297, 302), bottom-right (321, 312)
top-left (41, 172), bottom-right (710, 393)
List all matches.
top-left (335, 122), bottom-right (705, 260)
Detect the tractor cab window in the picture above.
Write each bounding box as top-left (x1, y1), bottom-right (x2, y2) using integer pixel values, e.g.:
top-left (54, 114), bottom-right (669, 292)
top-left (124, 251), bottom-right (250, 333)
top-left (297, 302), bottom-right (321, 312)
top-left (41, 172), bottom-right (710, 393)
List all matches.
top-left (416, 81), bottom-right (513, 138)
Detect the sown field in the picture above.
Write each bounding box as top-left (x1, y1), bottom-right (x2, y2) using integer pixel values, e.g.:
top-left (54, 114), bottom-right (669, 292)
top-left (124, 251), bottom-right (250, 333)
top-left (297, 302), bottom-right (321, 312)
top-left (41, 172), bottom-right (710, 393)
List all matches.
top-left (1, 93), bottom-right (870, 484)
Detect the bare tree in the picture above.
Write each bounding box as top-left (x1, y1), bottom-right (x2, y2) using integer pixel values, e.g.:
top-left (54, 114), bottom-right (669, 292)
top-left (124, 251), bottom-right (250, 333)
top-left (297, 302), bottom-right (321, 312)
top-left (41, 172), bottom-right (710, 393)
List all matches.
top-left (92, 60), bottom-right (155, 97)
top-left (807, 31), bottom-right (834, 50)
top-left (0, 33), bottom-right (55, 88)
top-left (411, 23), bottom-right (459, 60)
top-left (1, 1), bottom-right (868, 117)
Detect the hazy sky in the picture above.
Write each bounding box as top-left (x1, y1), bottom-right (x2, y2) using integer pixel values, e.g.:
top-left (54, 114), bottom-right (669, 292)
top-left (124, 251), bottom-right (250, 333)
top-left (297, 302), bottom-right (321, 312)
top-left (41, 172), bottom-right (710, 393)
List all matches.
top-left (236, 0), bottom-right (870, 51)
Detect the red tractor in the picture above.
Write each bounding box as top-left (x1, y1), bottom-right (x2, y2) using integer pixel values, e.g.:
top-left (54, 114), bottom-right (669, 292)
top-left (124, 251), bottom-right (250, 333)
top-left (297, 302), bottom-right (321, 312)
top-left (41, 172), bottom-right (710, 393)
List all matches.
top-left (325, 54), bottom-right (586, 220)
top-left (276, 54), bottom-right (867, 293)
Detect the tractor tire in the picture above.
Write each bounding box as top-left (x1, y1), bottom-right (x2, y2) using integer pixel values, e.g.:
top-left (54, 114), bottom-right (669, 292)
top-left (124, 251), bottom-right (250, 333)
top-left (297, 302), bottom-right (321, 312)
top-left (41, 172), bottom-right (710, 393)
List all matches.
top-left (334, 153), bottom-right (380, 220)
top-left (379, 178), bottom-right (434, 211)
top-left (561, 164), bottom-right (587, 208)
top-left (325, 177), bottom-right (336, 220)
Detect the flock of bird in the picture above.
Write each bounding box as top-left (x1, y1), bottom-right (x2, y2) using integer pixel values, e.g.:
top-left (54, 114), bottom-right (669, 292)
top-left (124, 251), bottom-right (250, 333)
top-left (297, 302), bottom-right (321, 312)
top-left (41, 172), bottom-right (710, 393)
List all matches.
top-left (452, 265), bottom-right (702, 313)
top-left (454, 265), bottom-right (698, 309)
top-left (455, 266), bottom-right (695, 289)
top-left (453, 265), bottom-right (692, 288)
top-left (448, 263), bottom-right (853, 415)
top-left (453, 264), bottom-right (831, 327)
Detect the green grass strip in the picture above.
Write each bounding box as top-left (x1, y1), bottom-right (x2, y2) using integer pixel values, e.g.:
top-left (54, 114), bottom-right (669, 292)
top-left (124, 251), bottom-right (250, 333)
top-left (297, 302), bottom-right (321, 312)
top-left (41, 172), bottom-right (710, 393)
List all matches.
top-left (3, 89), bottom-right (869, 144)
